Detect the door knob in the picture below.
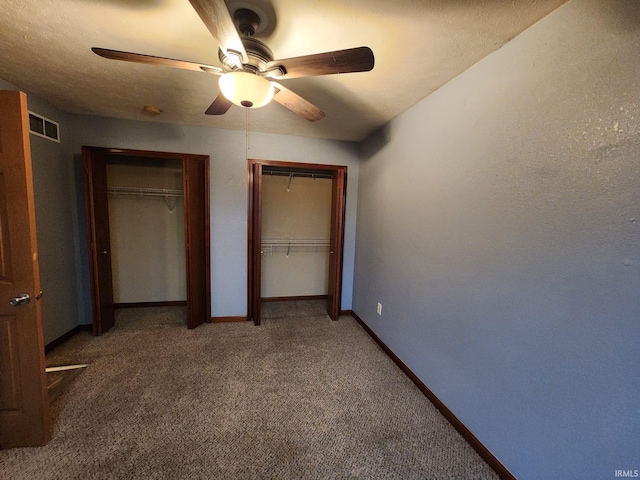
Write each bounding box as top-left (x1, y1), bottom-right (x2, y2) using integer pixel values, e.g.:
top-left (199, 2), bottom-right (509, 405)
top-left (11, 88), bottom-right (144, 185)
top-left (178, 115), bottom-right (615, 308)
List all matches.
top-left (9, 293), bottom-right (30, 306)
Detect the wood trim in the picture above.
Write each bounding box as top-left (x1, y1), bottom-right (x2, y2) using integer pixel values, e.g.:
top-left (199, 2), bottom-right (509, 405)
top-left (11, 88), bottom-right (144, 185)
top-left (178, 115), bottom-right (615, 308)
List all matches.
top-left (247, 159), bottom-right (342, 171)
top-left (114, 301), bottom-right (187, 309)
top-left (183, 155), bottom-right (211, 329)
top-left (247, 159), bottom-right (347, 325)
top-left (82, 146), bottom-right (211, 333)
top-left (327, 167), bottom-right (347, 321)
top-left (79, 146), bottom-right (209, 161)
top-left (339, 309), bottom-right (352, 316)
top-left (248, 161), bottom-right (263, 325)
top-left (261, 295), bottom-right (328, 302)
top-left (247, 160), bottom-right (255, 323)
top-left (210, 316), bottom-right (247, 323)
top-left (350, 311), bottom-right (517, 480)
top-left (83, 148), bottom-right (115, 335)
top-left (47, 366), bottom-right (86, 403)
top-left (44, 325), bottom-right (92, 354)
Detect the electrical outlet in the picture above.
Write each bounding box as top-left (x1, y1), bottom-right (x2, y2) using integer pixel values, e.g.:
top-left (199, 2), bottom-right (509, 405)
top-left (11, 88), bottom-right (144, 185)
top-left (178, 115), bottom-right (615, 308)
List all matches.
top-left (377, 302), bottom-right (382, 315)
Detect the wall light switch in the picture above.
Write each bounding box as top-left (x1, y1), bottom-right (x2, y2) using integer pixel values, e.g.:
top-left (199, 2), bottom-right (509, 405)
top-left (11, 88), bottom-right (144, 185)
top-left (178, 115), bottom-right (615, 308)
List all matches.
top-left (377, 302), bottom-right (382, 315)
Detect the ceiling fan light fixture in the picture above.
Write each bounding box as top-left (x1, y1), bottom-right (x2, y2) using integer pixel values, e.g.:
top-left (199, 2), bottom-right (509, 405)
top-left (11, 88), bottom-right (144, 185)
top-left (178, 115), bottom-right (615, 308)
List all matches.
top-left (219, 71), bottom-right (274, 109)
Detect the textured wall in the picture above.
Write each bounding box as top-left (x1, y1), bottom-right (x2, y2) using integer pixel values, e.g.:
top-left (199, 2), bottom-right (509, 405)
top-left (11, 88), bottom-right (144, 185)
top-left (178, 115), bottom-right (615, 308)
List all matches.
top-left (0, 78), bottom-right (80, 345)
top-left (64, 117), bottom-right (359, 319)
top-left (354, 0), bottom-right (640, 478)
top-left (261, 175), bottom-right (332, 298)
top-left (107, 159), bottom-right (186, 303)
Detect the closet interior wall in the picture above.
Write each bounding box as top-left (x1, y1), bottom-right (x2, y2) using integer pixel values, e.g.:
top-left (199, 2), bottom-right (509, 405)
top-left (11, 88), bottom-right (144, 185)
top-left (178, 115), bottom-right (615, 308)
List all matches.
top-left (261, 173), bottom-right (332, 299)
top-left (106, 156), bottom-right (186, 304)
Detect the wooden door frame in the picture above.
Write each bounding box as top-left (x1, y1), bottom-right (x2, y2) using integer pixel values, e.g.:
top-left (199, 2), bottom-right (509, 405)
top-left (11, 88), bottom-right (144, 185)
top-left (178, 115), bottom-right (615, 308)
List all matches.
top-left (247, 159), bottom-right (347, 325)
top-left (82, 146), bottom-right (211, 333)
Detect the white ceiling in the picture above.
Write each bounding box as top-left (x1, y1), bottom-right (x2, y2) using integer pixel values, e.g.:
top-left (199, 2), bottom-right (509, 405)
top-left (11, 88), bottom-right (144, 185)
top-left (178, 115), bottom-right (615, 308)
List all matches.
top-left (0, 0), bottom-right (568, 142)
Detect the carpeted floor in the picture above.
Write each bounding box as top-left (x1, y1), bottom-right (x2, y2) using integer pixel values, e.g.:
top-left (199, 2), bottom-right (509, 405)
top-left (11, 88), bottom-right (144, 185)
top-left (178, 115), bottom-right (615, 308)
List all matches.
top-left (0, 303), bottom-right (498, 479)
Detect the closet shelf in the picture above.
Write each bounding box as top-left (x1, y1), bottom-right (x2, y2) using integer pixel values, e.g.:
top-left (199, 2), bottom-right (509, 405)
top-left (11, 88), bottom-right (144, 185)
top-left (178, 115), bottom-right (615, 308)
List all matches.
top-left (261, 238), bottom-right (330, 256)
top-left (107, 186), bottom-right (183, 198)
top-left (262, 238), bottom-right (330, 246)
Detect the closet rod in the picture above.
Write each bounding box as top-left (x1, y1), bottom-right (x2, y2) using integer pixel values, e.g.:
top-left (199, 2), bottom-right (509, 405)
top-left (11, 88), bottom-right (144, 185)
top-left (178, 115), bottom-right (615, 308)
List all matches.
top-left (262, 169), bottom-right (333, 180)
top-left (262, 238), bottom-right (330, 246)
top-left (107, 186), bottom-right (183, 198)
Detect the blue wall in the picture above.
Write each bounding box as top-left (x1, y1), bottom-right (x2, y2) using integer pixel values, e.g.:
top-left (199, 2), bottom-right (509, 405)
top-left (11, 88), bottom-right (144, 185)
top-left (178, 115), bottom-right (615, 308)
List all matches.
top-left (354, 0), bottom-right (640, 478)
top-left (2, 80), bottom-right (360, 338)
top-left (0, 78), bottom-right (80, 345)
top-left (5, 0), bottom-right (639, 475)
top-left (65, 115), bottom-right (360, 323)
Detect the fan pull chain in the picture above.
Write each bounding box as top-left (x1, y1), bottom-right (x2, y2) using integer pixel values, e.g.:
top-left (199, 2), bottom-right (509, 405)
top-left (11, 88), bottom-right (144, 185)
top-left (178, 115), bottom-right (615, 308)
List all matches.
top-left (245, 107), bottom-right (251, 161)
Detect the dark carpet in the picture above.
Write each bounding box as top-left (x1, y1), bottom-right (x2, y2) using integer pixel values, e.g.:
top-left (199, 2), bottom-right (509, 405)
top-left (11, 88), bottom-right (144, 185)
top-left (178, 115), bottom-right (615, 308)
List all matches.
top-left (0, 302), bottom-right (498, 479)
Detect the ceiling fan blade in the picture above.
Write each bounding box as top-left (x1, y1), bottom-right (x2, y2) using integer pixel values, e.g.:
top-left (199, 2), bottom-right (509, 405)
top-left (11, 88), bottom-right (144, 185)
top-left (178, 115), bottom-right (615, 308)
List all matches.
top-left (271, 82), bottom-right (326, 122)
top-left (92, 48), bottom-right (223, 74)
top-left (188, 0), bottom-right (247, 66)
top-left (205, 94), bottom-right (233, 115)
top-left (265, 46), bottom-right (374, 80)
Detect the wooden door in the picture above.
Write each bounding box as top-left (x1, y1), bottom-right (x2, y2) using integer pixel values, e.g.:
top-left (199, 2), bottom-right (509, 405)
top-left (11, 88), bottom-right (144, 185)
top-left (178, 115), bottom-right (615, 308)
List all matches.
top-left (83, 147), bottom-right (210, 331)
top-left (183, 156), bottom-right (210, 329)
top-left (82, 148), bottom-right (115, 335)
top-left (327, 168), bottom-right (346, 321)
top-left (247, 160), bottom-right (346, 324)
top-left (0, 90), bottom-right (51, 448)
top-left (252, 162), bottom-right (263, 325)
top-left (248, 162), bottom-right (263, 325)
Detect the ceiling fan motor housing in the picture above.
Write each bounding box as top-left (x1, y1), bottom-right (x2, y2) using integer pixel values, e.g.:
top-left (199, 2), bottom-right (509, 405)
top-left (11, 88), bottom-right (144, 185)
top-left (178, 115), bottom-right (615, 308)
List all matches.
top-left (219, 37), bottom-right (274, 73)
top-left (217, 7), bottom-right (278, 74)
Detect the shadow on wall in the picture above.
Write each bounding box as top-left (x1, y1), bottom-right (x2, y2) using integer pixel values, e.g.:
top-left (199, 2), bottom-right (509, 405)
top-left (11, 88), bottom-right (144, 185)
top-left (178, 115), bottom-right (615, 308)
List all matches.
top-left (601, 1), bottom-right (640, 32)
top-left (359, 123), bottom-right (393, 161)
top-left (72, 0), bottom-right (279, 34)
top-left (74, 154), bottom-right (92, 325)
top-left (69, 0), bottom-right (169, 10)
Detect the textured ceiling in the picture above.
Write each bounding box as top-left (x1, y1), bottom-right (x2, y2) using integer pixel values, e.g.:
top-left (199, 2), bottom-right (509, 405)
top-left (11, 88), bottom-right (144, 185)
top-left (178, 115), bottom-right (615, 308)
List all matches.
top-left (0, 0), bottom-right (568, 142)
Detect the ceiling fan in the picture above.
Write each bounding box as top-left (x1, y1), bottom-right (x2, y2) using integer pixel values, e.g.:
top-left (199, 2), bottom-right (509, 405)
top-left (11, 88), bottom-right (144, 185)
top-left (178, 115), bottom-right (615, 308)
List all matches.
top-left (92, 0), bottom-right (375, 122)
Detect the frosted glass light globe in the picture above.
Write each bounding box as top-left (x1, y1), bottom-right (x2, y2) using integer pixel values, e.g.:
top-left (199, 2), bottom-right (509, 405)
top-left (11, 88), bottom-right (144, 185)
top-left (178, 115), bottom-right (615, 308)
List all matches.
top-left (219, 72), bottom-right (274, 108)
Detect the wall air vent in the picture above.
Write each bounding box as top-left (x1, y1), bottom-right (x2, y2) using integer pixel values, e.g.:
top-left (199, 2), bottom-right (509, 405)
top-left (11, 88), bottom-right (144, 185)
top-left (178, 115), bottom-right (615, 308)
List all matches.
top-left (28, 111), bottom-right (60, 143)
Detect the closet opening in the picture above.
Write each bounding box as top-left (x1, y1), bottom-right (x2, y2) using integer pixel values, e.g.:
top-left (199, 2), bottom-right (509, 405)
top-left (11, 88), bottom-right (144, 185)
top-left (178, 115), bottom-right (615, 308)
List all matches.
top-left (83, 147), bottom-right (210, 334)
top-left (107, 156), bottom-right (185, 308)
top-left (247, 160), bottom-right (347, 326)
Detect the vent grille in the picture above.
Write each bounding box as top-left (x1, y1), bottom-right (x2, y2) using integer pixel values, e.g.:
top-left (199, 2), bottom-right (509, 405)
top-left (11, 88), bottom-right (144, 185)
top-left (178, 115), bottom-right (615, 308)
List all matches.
top-left (28, 111), bottom-right (60, 142)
